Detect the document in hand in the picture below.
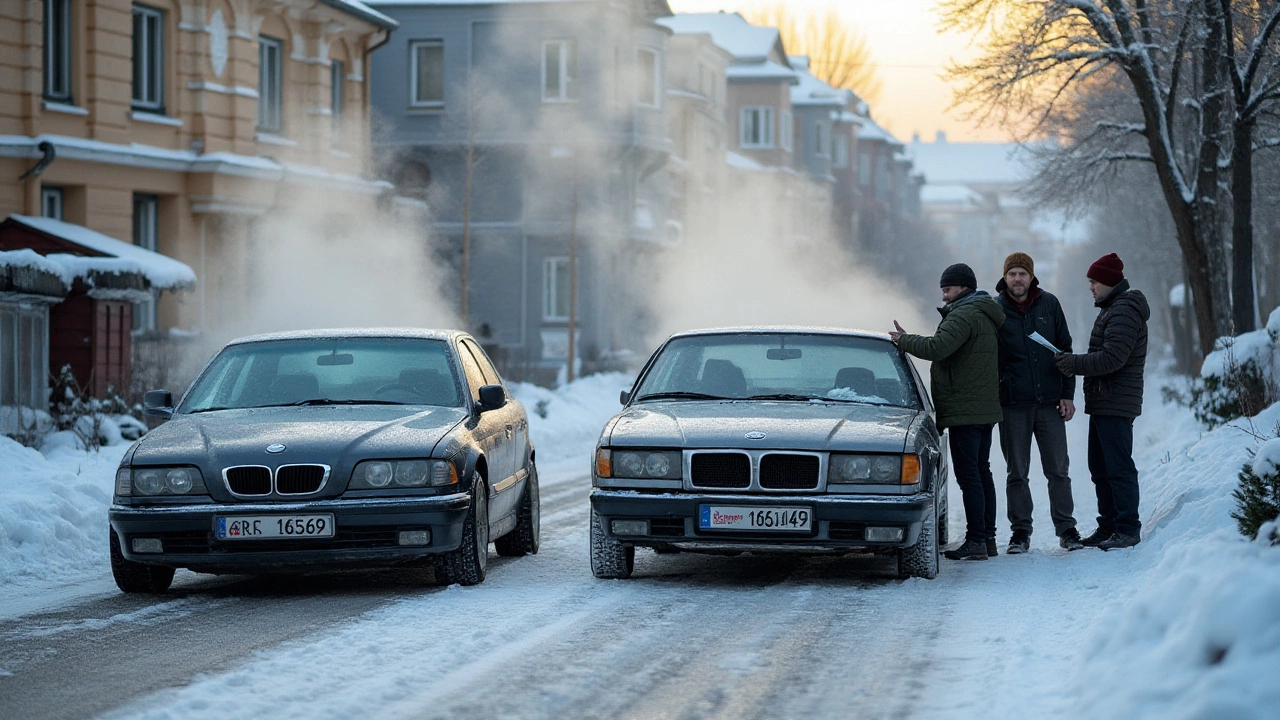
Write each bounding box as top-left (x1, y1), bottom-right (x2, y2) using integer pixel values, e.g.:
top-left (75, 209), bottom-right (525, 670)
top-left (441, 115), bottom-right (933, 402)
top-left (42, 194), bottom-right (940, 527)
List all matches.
top-left (1028, 331), bottom-right (1062, 354)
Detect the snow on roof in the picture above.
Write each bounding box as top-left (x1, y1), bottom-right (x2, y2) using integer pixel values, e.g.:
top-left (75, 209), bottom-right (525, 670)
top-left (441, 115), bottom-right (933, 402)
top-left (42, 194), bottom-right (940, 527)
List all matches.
top-left (8, 215), bottom-right (196, 290)
top-left (909, 139), bottom-right (1033, 185)
top-left (857, 117), bottom-right (902, 146)
top-left (320, 0), bottom-right (398, 28)
top-left (0, 248), bottom-right (73, 286)
top-left (790, 61), bottom-right (843, 106)
top-left (725, 60), bottom-right (797, 82)
top-left (919, 184), bottom-right (985, 206)
top-left (658, 13), bottom-right (783, 63)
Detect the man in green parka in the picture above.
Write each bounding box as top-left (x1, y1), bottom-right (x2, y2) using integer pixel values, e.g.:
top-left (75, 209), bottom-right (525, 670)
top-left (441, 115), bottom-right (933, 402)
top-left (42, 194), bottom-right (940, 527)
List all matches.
top-left (890, 263), bottom-right (1006, 561)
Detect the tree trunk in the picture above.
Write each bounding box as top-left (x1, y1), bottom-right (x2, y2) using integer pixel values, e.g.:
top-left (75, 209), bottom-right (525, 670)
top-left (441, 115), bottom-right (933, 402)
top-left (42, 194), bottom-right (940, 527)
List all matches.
top-left (1231, 116), bottom-right (1257, 333)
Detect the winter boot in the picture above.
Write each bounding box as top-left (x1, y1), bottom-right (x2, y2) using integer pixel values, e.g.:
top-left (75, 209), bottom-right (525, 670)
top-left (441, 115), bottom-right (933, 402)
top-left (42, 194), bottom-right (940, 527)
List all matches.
top-left (943, 538), bottom-right (989, 561)
top-left (987, 538), bottom-right (999, 557)
top-left (1006, 531), bottom-right (1031, 555)
top-left (1058, 528), bottom-right (1084, 551)
top-left (1080, 527), bottom-right (1113, 548)
top-left (1097, 532), bottom-right (1140, 551)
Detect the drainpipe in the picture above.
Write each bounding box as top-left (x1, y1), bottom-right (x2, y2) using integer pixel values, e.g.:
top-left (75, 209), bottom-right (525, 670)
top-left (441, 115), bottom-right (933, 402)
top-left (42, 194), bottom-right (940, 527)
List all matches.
top-left (19, 140), bottom-right (57, 180)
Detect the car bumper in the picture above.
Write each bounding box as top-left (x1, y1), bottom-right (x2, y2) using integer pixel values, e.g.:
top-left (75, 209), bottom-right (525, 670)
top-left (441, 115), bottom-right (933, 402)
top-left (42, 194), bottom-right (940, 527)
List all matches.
top-left (590, 489), bottom-right (933, 550)
top-left (109, 493), bottom-right (471, 573)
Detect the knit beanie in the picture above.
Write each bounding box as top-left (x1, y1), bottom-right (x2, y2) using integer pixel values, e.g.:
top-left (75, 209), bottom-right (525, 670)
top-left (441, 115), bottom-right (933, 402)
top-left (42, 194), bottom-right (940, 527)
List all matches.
top-left (939, 263), bottom-right (977, 289)
top-left (1087, 253), bottom-right (1124, 286)
top-left (1003, 251), bottom-right (1035, 278)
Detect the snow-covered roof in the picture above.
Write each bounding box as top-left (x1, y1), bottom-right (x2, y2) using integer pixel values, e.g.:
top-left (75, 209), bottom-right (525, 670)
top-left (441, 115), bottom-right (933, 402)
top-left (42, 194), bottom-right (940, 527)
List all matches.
top-left (0, 248), bottom-right (73, 286)
top-left (919, 184), bottom-right (986, 206)
top-left (908, 139), bottom-right (1032, 185)
top-left (5, 215), bottom-right (196, 290)
top-left (319, 0), bottom-right (397, 29)
top-left (789, 60), bottom-right (843, 107)
top-left (725, 61), bottom-right (798, 82)
top-left (657, 13), bottom-right (785, 64)
top-left (857, 117), bottom-right (902, 146)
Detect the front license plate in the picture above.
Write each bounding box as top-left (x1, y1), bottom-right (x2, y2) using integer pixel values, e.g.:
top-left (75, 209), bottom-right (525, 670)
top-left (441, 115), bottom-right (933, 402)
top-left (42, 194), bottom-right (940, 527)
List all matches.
top-left (215, 514), bottom-right (335, 540)
top-left (699, 505), bottom-right (812, 532)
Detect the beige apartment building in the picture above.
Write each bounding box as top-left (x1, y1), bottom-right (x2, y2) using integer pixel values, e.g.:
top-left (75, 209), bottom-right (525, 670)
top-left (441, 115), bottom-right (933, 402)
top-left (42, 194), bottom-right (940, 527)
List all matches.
top-left (0, 0), bottom-right (396, 334)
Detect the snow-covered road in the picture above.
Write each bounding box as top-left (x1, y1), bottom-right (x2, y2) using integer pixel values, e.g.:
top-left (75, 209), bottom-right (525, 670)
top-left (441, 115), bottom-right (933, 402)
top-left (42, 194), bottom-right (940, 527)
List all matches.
top-left (1, 373), bottom-right (1277, 720)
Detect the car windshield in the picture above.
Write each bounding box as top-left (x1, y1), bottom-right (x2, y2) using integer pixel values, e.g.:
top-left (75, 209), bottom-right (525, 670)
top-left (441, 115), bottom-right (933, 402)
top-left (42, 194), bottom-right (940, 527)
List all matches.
top-left (180, 338), bottom-right (463, 412)
top-left (632, 333), bottom-right (919, 408)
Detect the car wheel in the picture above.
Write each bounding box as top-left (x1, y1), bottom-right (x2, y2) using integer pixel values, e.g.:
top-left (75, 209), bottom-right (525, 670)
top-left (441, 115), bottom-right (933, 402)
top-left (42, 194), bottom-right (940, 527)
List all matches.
top-left (589, 507), bottom-right (634, 579)
top-left (110, 529), bottom-right (175, 593)
top-left (897, 494), bottom-right (939, 580)
top-left (436, 476), bottom-right (489, 586)
top-left (495, 462), bottom-right (540, 557)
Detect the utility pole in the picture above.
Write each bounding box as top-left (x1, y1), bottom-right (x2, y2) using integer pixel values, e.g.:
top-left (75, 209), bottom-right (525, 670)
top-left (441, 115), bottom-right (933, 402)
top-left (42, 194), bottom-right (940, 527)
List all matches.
top-left (566, 151), bottom-right (579, 383)
top-left (460, 85), bottom-right (475, 328)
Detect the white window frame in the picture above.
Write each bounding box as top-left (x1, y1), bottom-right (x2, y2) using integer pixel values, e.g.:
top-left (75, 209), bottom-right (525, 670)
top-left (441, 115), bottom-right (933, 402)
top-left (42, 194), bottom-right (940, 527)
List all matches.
top-left (542, 40), bottom-right (577, 103)
top-left (132, 194), bottom-right (159, 333)
top-left (330, 59), bottom-right (344, 145)
top-left (41, 187), bottom-right (64, 220)
top-left (543, 257), bottom-right (571, 322)
top-left (257, 36), bottom-right (283, 132)
top-left (44, 0), bottom-right (72, 102)
top-left (131, 4), bottom-right (164, 112)
top-left (409, 39), bottom-right (444, 108)
top-left (780, 109), bottom-right (793, 152)
top-left (636, 47), bottom-right (660, 108)
top-left (739, 106), bottom-right (774, 149)
top-left (832, 133), bottom-right (850, 168)
top-left (814, 121), bottom-right (829, 158)
top-left (0, 303), bottom-right (51, 410)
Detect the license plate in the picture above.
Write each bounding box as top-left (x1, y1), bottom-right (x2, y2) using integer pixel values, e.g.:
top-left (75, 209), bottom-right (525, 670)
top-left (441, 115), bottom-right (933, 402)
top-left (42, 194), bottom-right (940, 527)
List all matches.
top-left (215, 514), bottom-right (335, 540)
top-left (699, 505), bottom-right (812, 532)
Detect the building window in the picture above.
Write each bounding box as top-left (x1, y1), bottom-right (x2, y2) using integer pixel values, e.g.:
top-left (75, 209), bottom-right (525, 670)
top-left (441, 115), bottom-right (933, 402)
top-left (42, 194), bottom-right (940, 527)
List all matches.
top-left (132, 4), bottom-right (164, 112)
top-left (132, 194), bottom-right (159, 333)
top-left (543, 257), bottom-right (570, 321)
top-left (739, 106), bottom-right (774, 149)
top-left (330, 60), bottom-right (344, 145)
top-left (410, 40), bottom-right (444, 108)
top-left (636, 48), bottom-right (660, 108)
top-left (832, 133), bottom-right (850, 168)
top-left (542, 40), bottom-right (577, 103)
top-left (44, 0), bottom-right (72, 102)
top-left (258, 36), bottom-right (283, 132)
top-left (814, 121), bottom-right (829, 158)
top-left (780, 109), bottom-right (793, 152)
top-left (0, 304), bottom-right (51, 410)
top-left (857, 151), bottom-right (872, 186)
top-left (40, 187), bottom-right (64, 220)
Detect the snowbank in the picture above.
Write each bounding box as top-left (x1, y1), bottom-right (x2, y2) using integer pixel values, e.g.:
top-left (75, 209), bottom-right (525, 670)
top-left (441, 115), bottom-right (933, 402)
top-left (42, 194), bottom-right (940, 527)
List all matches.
top-left (1068, 400), bottom-right (1280, 719)
top-left (1200, 307), bottom-right (1280, 379)
top-left (509, 372), bottom-right (633, 465)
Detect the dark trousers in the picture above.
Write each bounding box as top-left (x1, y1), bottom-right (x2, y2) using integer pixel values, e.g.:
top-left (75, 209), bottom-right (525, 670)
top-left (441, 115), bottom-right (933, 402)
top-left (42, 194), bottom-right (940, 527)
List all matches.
top-left (949, 423), bottom-right (997, 544)
top-left (1087, 415), bottom-right (1141, 537)
top-left (999, 404), bottom-right (1076, 536)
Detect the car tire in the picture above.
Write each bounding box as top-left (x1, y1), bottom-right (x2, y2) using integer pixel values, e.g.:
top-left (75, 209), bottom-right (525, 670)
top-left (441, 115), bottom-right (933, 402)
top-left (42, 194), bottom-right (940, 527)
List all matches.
top-left (110, 529), bottom-right (175, 594)
top-left (897, 494), bottom-right (939, 580)
top-left (589, 507), bottom-right (634, 579)
top-left (495, 462), bottom-right (540, 557)
top-left (436, 476), bottom-right (489, 586)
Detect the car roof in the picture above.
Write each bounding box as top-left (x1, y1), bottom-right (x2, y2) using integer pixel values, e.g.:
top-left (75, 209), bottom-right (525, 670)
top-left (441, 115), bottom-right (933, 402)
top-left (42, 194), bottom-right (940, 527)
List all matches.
top-left (663, 326), bottom-right (893, 342)
top-left (225, 327), bottom-right (463, 346)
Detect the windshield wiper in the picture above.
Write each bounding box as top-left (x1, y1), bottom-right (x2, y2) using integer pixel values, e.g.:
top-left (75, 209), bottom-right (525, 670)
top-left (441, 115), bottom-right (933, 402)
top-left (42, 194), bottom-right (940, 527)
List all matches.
top-left (745, 393), bottom-right (821, 402)
top-left (287, 398), bottom-right (408, 406)
top-left (188, 406), bottom-right (233, 414)
top-left (634, 391), bottom-right (728, 401)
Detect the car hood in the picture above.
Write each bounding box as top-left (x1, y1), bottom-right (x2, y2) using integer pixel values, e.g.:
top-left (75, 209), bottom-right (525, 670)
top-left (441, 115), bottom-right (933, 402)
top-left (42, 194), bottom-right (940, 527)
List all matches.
top-left (132, 405), bottom-right (469, 468)
top-left (607, 401), bottom-right (918, 453)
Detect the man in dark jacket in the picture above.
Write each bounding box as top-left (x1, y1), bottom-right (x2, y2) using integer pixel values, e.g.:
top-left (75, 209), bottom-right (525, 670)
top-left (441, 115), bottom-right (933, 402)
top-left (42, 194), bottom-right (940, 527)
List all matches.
top-left (1055, 253), bottom-right (1150, 551)
top-left (994, 252), bottom-right (1082, 554)
top-left (891, 263), bottom-right (1005, 561)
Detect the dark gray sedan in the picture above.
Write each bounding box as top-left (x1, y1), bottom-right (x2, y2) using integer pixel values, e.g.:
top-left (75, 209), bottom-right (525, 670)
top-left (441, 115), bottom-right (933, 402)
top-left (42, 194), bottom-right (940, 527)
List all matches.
top-left (590, 327), bottom-right (947, 579)
top-left (109, 329), bottom-right (539, 593)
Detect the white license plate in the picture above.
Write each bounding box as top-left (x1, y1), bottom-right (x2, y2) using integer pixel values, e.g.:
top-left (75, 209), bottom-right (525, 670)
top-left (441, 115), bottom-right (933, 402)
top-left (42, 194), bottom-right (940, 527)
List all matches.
top-left (215, 514), bottom-right (335, 540)
top-left (699, 505), bottom-right (812, 532)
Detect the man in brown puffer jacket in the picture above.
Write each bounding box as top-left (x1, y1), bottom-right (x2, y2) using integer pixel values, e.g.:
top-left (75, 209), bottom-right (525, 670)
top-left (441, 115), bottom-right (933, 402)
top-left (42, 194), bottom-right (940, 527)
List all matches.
top-left (1054, 253), bottom-right (1150, 551)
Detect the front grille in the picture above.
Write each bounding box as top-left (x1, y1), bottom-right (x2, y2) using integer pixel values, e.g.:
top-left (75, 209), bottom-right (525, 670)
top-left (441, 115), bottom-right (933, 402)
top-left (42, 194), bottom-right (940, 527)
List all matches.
top-left (759, 454), bottom-right (820, 490)
top-left (225, 466), bottom-right (271, 495)
top-left (276, 465), bottom-right (327, 494)
top-left (690, 453), bottom-right (751, 489)
top-left (828, 522), bottom-right (867, 541)
top-left (649, 518), bottom-right (686, 537)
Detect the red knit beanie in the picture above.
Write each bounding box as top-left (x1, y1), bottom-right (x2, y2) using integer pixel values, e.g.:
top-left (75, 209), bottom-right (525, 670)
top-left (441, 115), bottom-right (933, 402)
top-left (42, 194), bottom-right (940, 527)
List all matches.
top-left (1087, 253), bottom-right (1124, 286)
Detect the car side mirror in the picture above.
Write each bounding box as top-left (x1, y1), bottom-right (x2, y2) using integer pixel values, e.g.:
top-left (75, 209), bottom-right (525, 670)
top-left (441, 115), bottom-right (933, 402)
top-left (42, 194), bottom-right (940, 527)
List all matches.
top-left (619, 390), bottom-right (631, 405)
top-left (143, 389), bottom-right (174, 419)
top-left (477, 384), bottom-right (506, 412)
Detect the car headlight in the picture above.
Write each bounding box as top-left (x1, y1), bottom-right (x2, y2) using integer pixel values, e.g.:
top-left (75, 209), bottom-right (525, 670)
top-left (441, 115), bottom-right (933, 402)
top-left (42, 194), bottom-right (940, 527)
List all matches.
top-left (117, 466), bottom-right (208, 496)
top-left (830, 454), bottom-right (915, 484)
top-left (351, 459), bottom-right (457, 489)
top-left (599, 449), bottom-right (682, 479)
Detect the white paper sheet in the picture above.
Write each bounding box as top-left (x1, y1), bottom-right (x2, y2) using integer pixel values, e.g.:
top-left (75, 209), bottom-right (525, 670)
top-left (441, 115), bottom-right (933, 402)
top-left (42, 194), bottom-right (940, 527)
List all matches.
top-left (1028, 331), bottom-right (1062, 354)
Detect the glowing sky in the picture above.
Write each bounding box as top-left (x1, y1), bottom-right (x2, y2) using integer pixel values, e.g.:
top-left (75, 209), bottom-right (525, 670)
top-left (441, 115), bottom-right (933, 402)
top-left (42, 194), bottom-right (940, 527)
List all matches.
top-left (667, 0), bottom-right (1010, 143)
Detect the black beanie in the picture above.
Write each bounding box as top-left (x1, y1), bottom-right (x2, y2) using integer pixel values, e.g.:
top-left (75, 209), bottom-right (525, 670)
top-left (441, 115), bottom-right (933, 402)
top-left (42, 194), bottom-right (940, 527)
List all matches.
top-left (939, 263), bottom-right (977, 289)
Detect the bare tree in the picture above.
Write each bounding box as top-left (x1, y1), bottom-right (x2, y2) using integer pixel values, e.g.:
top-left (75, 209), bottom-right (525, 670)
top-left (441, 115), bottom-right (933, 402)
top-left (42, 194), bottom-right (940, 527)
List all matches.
top-left (743, 3), bottom-right (883, 104)
top-left (940, 0), bottom-right (1234, 357)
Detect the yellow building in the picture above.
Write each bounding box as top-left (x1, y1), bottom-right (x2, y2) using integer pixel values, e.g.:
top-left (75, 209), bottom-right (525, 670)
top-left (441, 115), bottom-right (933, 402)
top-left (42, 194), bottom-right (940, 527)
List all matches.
top-left (0, 0), bottom-right (396, 334)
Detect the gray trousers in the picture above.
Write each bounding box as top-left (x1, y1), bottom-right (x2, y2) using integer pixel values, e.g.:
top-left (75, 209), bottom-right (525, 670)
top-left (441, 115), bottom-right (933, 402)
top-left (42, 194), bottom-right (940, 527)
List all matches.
top-left (998, 404), bottom-right (1077, 536)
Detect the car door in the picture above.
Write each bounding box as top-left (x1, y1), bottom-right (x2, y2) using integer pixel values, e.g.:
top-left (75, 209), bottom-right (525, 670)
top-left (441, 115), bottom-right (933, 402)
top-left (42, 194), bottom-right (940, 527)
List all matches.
top-left (462, 339), bottom-right (522, 518)
top-left (456, 341), bottom-right (506, 515)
